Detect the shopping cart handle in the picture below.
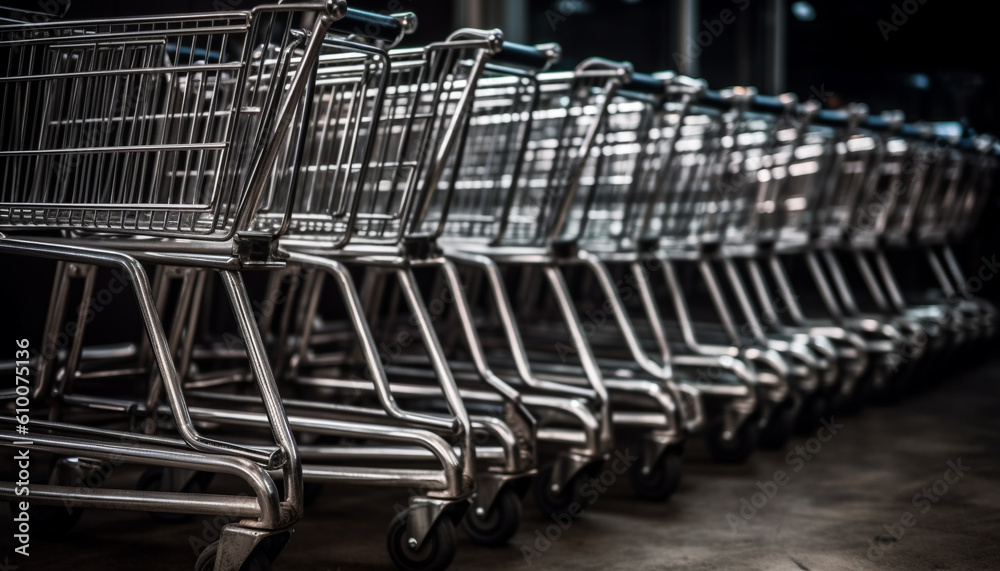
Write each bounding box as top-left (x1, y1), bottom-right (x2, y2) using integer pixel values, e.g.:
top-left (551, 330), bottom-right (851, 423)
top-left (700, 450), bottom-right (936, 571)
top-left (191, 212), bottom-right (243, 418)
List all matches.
top-left (898, 122), bottom-right (932, 139)
top-left (701, 89), bottom-right (730, 109)
top-left (495, 41), bottom-right (561, 70)
top-left (330, 8), bottom-right (416, 44)
top-left (751, 93), bottom-right (796, 114)
top-left (813, 108), bottom-right (851, 127)
top-left (862, 115), bottom-right (890, 131)
top-left (625, 72), bottom-right (667, 94)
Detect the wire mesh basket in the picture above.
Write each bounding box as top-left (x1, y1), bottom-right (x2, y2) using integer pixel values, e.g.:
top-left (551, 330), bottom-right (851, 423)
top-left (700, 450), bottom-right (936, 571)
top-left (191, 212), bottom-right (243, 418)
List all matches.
top-left (272, 31), bottom-right (502, 249)
top-left (0, 6), bottom-right (335, 239)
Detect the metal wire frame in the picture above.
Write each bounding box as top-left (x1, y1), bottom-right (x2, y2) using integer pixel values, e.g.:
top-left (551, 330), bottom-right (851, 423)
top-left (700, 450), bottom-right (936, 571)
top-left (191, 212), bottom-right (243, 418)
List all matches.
top-left (271, 31), bottom-right (504, 250)
top-left (0, 6), bottom-right (342, 570)
top-left (421, 69), bottom-right (540, 244)
top-left (0, 4), bottom-right (335, 241)
top-left (431, 63), bottom-right (713, 474)
top-left (471, 60), bottom-right (630, 247)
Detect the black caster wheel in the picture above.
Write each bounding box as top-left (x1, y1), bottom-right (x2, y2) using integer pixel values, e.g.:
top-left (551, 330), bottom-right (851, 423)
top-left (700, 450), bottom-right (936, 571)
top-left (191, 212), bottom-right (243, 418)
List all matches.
top-left (462, 488), bottom-right (522, 546)
top-left (759, 402), bottom-right (795, 450)
top-left (386, 511), bottom-right (457, 571)
top-left (629, 447), bottom-right (682, 501)
top-left (839, 373), bottom-right (874, 415)
top-left (137, 468), bottom-right (214, 522)
top-left (195, 541), bottom-right (270, 571)
top-left (794, 393), bottom-right (826, 434)
top-left (706, 417), bottom-right (759, 464)
top-left (532, 464), bottom-right (589, 518)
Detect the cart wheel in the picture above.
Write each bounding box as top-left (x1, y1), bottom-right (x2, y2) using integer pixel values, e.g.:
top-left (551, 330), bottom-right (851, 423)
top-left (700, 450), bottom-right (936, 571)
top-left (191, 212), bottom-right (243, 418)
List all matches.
top-left (532, 464), bottom-right (588, 518)
top-left (705, 417), bottom-right (759, 464)
top-left (303, 482), bottom-right (324, 507)
top-left (759, 401), bottom-right (795, 449)
top-left (629, 447), bottom-right (682, 501)
top-left (195, 541), bottom-right (270, 571)
top-left (839, 372), bottom-right (874, 415)
top-left (137, 467), bottom-right (214, 522)
top-left (794, 393), bottom-right (826, 434)
top-left (461, 488), bottom-right (522, 546)
top-left (386, 510), bottom-right (457, 571)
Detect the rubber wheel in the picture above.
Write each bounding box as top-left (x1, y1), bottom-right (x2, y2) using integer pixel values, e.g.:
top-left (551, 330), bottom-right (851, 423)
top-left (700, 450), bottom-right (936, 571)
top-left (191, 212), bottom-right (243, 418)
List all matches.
top-left (759, 401), bottom-right (795, 449)
top-left (137, 468), bottom-right (214, 522)
top-left (462, 488), bottom-right (522, 546)
top-left (629, 447), bottom-right (682, 501)
top-left (794, 393), bottom-right (827, 434)
top-left (386, 511), bottom-right (457, 571)
top-left (705, 416), bottom-right (759, 464)
top-left (195, 541), bottom-right (271, 571)
top-left (839, 371), bottom-right (875, 415)
top-left (532, 464), bottom-right (589, 518)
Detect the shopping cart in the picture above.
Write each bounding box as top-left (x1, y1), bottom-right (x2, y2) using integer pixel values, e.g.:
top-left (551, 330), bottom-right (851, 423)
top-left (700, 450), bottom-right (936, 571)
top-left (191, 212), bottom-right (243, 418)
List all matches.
top-left (856, 126), bottom-right (999, 367)
top-left (596, 86), bottom-right (798, 462)
top-left (0, 2), bottom-right (346, 570)
top-left (642, 90), bottom-right (842, 445)
top-left (211, 27), bottom-right (571, 568)
top-left (431, 59), bottom-right (700, 504)
top-left (431, 59), bottom-right (754, 495)
top-left (905, 132), bottom-right (999, 344)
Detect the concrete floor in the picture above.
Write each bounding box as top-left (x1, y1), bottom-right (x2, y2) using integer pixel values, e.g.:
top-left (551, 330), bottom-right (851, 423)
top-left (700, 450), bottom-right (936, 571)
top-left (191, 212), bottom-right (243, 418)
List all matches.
top-left (4, 359), bottom-right (1000, 570)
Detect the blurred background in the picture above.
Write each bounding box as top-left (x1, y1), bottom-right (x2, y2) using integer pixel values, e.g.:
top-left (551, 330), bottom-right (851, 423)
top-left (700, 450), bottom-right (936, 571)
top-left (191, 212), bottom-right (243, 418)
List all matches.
top-left (6, 0), bottom-right (999, 302)
top-left (11, 0), bottom-right (997, 134)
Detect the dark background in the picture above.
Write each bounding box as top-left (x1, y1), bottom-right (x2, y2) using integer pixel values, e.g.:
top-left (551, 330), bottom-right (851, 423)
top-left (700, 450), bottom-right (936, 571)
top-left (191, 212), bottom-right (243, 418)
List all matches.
top-left (16, 0), bottom-right (996, 133)
top-left (4, 0), bottom-right (999, 302)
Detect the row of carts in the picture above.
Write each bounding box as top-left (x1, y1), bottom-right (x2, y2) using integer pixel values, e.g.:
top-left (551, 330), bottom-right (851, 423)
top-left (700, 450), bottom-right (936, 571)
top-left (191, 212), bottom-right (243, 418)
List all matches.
top-left (0, 2), bottom-right (996, 570)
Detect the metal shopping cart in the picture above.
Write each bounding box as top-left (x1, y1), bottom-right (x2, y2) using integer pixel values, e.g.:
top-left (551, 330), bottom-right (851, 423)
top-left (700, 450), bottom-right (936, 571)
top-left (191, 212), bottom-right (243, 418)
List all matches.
top-left (209, 26), bottom-right (570, 569)
top-left (854, 125), bottom-right (999, 371)
top-left (718, 103), bottom-right (905, 413)
top-left (610, 87), bottom-right (797, 462)
top-left (434, 61), bottom-right (699, 502)
top-left (432, 59), bottom-right (764, 493)
top-left (0, 2), bottom-right (344, 569)
top-left (647, 91), bottom-right (843, 445)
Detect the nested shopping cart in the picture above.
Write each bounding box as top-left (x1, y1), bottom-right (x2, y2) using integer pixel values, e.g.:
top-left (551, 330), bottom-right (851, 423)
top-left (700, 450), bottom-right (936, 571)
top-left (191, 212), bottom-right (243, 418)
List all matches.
top-left (199, 27), bottom-right (575, 569)
top-left (763, 106), bottom-right (944, 407)
top-left (58, 13), bottom-right (498, 571)
top-left (0, 2), bottom-right (346, 570)
top-left (428, 60), bottom-right (703, 503)
top-left (628, 89), bottom-right (842, 447)
top-left (749, 106), bottom-right (998, 400)
top-left (899, 131), bottom-right (999, 346)
top-left (429, 59), bottom-right (747, 495)
top-left (596, 86), bottom-right (799, 462)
